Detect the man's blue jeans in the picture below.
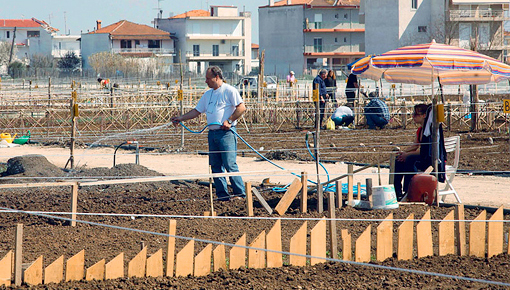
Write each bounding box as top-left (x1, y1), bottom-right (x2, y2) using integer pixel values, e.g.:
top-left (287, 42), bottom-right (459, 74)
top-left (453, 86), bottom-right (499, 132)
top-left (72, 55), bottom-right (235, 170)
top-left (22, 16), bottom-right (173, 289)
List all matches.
top-left (208, 128), bottom-right (245, 200)
top-left (365, 114), bottom-right (388, 129)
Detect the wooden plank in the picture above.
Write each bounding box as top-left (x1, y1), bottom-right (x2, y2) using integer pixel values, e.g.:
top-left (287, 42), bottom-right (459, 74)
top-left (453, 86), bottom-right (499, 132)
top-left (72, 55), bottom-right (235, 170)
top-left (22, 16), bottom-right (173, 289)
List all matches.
top-left (128, 246), bottom-right (147, 278)
top-left (251, 187), bottom-right (273, 214)
top-left (310, 218), bottom-right (326, 265)
top-left (24, 256), bottom-right (43, 286)
top-left (246, 182), bottom-right (253, 216)
top-left (275, 178), bottom-right (302, 215)
top-left (417, 210), bottom-right (433, 258)
top-left (175, 240), bottom-right (194, 277)
top-left (70, 182), bottom-right (78, 227)
top-left (65, 250), bottom-right (85, 281)
top-left (105, 253), bottom-right (124, 280)
top-left (166, 220), bottom-right (176, 277)
top-left (341, 229), bottom-right (352, 261)
top-left (335, 180), bottom-right (342, 208)
top-left (146, 249), bottom-right (163, 278)
top-left (289, 222), bottom-right (307, 266)
top-left (194, 244), bottom-right (212, 276)
top-left (0, 251), bottom-right (12, 286)
top-left (488, 206), bottom-right (504, 258)
top-left (355, 225), bottom-right (371, 262)
top-left (301, 172), bottom-right (308, 213)
top-left (0, 181), bottom-right (77, 189)
top-left (455, 204), bottom-right (467, 256)
top-left (469, 210), bottom-right (487, 258)
top-left (266, 219), bottom-right (282, 268)
top-left (376, 213), bottom-right (393, 261)
top-left (347, 164), bottom-right (354, 203)
top-left (357, 182), bottom-right (361, 200)
top-left (439, 210), bottom-right (455, 256)
top-left (248, 231), bottom-right (266, 269)
top-left (85, 259), bottom-right (105, 281)
top-left (14, 224), bottom-right (22, 286)
top-left (397, 214), bottom-right (414, 260)
top-left (213, 244), bottom-right (226, 272)
top-left (366, 178), bottom-right (373, 205)
top-left (229, 234), bottom-right (246, 270)
top-left (328, 192), bottom-right (338, 259)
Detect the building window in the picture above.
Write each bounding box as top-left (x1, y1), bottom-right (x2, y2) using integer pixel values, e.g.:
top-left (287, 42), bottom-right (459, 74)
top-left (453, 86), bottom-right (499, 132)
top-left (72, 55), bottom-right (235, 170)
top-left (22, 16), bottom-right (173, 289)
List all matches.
top-left (193, 45), bottom-right (200, 56)
top-left (335, 37), bottom-right (338, 43)
top-left (121, 40), bottom-right (132, 49)
top-left (344, 37), bottom-right (347, 42)
top-left (212, 45), bottom-right (219, 56)
top-left (344, 13), bottom-right (349, 19)
top-left (418, 26), bottom-right (427, 32)
top-left (314, 14), bottom-right (322, 29)
top-left (232, 45), bottom-right (239, 56)
top-left (6, 31), bottom-right (9, 38)
top-left (313, 38), bottom-right (323, 53)
top-left (411, 0), bottom-right (418, 9)
top-left (335, 14), bottom-right (339, 19)
top-left (134, 40), bottom-right (140, 46)
top-left (148, 40), bottom-right (160, 48)
top-left (27, 31), bottom-right (40, 38)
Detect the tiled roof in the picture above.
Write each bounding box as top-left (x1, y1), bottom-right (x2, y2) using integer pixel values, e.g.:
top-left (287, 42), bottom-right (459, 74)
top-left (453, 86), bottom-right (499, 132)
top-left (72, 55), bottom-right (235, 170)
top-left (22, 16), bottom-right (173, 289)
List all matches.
top-left (88, 20), bottom-right (171, 39)
top-left (170, 10), bottom-right (210, 19)
top-left (0, 18), bottom-right (58, 32)
top-left (252, 43), bottom-right (259, 49)
top-left (270, 0), bottom-right (359, 6)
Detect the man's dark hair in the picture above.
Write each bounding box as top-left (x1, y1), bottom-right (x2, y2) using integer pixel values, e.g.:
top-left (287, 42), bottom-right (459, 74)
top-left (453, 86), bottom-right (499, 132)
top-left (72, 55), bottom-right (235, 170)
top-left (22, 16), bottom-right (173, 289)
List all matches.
top-left (208, 66), bottom-right (224, 80)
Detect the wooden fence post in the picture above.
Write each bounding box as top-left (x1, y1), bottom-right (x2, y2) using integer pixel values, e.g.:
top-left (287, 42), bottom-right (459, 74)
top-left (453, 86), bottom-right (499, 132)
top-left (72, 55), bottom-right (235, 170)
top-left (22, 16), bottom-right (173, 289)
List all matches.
top-left (416, 210), bottom-right (433, 258)
top-left (455, 204), bottom-right (466, 256)
top-left (469, 210), bottom-right (486, 258)
top-left (14, 224), bottom-right (23, 286)
top-left (439, 211), bottom-right (455, 256)
top-left (355, 225), bottom-right (371, 262)
top-left (289, 222), bottom-right (307, 266)
top-left (397, 214), bottom-right (414, 260)
top-left (301, 172), bottom-right (307, 213)
top-left (70, 182), bottom-right (78, 227)
top-left (266, 220), bottom-right (282, 268)
top-left (328, 191), bottom-right (338, 260)
top-left (246, 182), bottom-right (253, 216)
top-left (376, 214), bottom-right (393, 262)
top-left (488, 206), bottom-right (504, 258)
top-left (310, 219), bottom-right (326, 265)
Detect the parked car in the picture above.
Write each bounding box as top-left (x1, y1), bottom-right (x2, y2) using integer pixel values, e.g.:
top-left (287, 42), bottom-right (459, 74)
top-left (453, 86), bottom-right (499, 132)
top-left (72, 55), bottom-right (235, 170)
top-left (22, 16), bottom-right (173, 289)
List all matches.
top-left (235, 75), bottom-right (278, 96)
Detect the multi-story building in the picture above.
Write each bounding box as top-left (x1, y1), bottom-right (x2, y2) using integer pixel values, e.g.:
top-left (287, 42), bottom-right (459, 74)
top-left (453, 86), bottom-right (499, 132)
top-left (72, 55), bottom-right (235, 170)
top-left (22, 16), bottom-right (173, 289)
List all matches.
top-left (0, 18), bottom-right (57, 62)
top-left (81, 20), bottom-right (175, 68)
top-left (52, 35), bottom-right (80, 59)
top-left (155, 6), bottom-right (252, 75)
top-left (259, 0), bottom-right (364, 76)
top-left (362, 0), bottom-right (509, 60)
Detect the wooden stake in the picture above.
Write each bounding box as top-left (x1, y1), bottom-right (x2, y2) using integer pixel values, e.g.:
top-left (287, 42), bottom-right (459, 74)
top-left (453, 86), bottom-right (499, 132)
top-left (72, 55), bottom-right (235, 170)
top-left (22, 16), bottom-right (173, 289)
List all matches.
top-left (146, 249), bottom-right (163, 278)
top-left (229, 234), bottom-right (246, 270)
top-left (213, 244), bottom-right (226, 272)
top-left (376, 213), bottom-right (393, 261)
top-left (416, 210), bottom-right (433, 258)
top-left (300, 172), bottom-right (307, 213)
top-left (397, 214), bottom-right (414, 260)
top-left (248, 231), bottom-right (266, 269)
top-left (335, 180), bottom-right (342, 208)
top-left (194, 244), bottom-right (212, 276)
top-left (357, 182), bottom-right (361, 200)
top-left (166, 220), bottom-right (176, 277)
top-left (341, 229), bottom-right (352, 261)
top-left (289, 222), bottom-right (307, 266)
top-left (455, 204), bottom-right (466, 256)
top-left (355, 225), bottom-right (371, 262)
top-left (66, 250), bottom-right (85, 281)
top-left (328, 192), bottom-right (338, 259)
top-left (70, 182), bottom-right (78, 227)
top-left (366, 178), bottom-right (373, 206)
top-left (128, 247), bottom-right (147, 278)
top-left (105, 253), bottom-right (124, 280)
top-left (439, 210), bottom-right (455, 256)
top-left (0, 251), bottom-right (12, 286)
top-left (252, 187), bottom-right (273, 214)
top-left (24, 256), bottom-right (43, 285)
top-left (310, 218), bottom-right (326, 265)
top-left (488, 206), bottom-right (504, 258)
top-left (469, 210), bottom-right (486, 258)
top-left (246, 182), bottom-right (253, 216)
top-left (208, 166), bottom-right (214, 216)
top-left (85, 259), bottom-right (105, 281)
top-left (175, 240), bottom-right (194, 277)
top-left (14, 224), bottom-right (23, 286)
top-left (266, 220), bottom-right (282, 268)
top-left (275, 178), bottom-right (302, 215)
top-left (347, 164), bottom-right (354, 204)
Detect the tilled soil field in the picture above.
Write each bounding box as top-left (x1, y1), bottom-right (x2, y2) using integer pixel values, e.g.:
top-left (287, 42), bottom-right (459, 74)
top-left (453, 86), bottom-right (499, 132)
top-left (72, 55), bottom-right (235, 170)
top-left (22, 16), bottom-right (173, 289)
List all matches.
top-left (0, 154), bottom-right (509, 289)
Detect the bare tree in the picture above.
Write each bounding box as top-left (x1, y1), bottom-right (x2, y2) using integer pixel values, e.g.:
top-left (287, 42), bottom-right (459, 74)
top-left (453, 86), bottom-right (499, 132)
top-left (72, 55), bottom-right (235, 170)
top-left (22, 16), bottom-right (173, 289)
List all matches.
top-left (0, 41), bottom-right (16, 67)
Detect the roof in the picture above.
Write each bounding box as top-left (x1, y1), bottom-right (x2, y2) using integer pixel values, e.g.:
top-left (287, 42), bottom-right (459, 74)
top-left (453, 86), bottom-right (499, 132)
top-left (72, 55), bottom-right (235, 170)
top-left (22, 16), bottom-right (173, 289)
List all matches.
top-left (88, 20), bottom-right (172, 40)
top-left (170, 10), bottom-right (210, 19)
top-left (252, 43), bottom-right (259, 49)
top-left (0, 18), bottom-right (58, 32)
top-left (267, 0), bottom-right (359, 7)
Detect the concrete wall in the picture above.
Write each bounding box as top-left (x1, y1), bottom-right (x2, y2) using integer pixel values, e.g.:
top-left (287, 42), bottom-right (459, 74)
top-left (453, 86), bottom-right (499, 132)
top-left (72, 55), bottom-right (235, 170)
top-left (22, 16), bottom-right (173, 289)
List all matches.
top-left (364, 0), bottom-right (400, 54)
top-left (259, 5), bottom-right (304, 76)
top-left (399, 0), bottom-right (433, 47)
top-left (80, 33), bottom-right (111, 68)
top-left (0, 27), bottom-right (53, 60)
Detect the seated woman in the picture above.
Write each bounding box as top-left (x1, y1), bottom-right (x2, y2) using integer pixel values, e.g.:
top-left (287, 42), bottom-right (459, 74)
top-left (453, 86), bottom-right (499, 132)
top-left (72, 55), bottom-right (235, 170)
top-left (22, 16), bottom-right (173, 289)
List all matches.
top-left (393, 104), bottom-right (430, 200)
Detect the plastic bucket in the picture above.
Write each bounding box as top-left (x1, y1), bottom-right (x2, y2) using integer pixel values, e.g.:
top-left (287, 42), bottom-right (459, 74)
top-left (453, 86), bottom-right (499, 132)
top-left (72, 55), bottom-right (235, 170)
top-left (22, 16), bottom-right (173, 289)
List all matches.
top-left (372, 185), bottom-right (399, 210)
top-left (0, 133), bottom-right (13, 143)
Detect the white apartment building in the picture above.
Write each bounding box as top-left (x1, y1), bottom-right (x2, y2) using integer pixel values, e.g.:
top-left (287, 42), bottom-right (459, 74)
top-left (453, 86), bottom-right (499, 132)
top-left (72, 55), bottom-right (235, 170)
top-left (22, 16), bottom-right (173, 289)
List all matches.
top-left (52, 35), bottom-right (80, 58)
top-left (259, 0), bottom-right (365, 76)
top-left (362, 0), bottom-right (509, 60)
top-left (155, 6), bottom-right (252, 75)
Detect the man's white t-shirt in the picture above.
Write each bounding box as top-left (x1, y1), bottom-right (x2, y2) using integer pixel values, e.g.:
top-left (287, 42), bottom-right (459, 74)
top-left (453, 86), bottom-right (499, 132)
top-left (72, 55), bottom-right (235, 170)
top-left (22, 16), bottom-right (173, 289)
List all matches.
top-left (332, 106), bottom-right (353, 119)
top-left (195, 83), bottom-right (243, 129)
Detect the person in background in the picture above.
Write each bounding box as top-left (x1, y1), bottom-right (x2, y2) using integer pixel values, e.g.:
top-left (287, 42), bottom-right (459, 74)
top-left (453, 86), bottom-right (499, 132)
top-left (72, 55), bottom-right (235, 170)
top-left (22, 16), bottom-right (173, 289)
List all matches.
top-left (324, 70), bottom-right (337, 104)
top-left (364, 92), bottom-right (389, 129)
top-left (345, 73), bottom-right (358, 105)
top-left (312, 69), bottom-right (329, 129)
top-left (286, 71), bottom-right (297, 87)
top-left (331, 103), bottom-right (354, 128)
top-left (171, 66), bottom-right (246, 201)
top-left (392, 104), bottom-right (430, 200)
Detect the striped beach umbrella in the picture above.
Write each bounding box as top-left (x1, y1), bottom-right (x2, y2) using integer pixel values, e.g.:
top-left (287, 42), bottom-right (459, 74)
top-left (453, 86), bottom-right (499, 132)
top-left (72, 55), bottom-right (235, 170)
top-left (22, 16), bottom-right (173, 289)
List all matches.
top-left (351, 40), bottom-right (510, 85)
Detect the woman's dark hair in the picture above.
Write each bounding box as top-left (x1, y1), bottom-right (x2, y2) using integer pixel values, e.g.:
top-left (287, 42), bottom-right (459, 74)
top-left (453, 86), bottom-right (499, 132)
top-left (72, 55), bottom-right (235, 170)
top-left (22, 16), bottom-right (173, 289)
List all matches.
top-left (414, 103), bottom-right (431, 115)
top-left (208, 66), bottom-right (224, 80)
top-left (327, 70), bottom-right (336, 80)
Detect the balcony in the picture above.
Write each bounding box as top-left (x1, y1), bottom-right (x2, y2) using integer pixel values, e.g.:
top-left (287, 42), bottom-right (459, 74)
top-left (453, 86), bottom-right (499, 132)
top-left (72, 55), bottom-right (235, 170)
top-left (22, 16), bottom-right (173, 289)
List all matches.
top-left (52, 49), bottom-right (81, 58)
top-left (448, 9), bottom-right (510, 21)
top-left (303, 20), bottom-right (364, 31)
top-left (303, 44), bottom-right (364, 55)
top-left (111, 48), bottom-right (175, 55)
top-left (186, 50), bottom-right (244, 60)
top-left (186, 34), bottom-right (244, 40)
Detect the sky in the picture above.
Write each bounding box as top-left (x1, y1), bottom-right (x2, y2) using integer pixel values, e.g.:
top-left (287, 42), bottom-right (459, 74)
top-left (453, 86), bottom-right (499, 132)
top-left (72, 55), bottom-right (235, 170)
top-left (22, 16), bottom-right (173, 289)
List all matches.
top-left (1, 0), bottom-right (270, 43)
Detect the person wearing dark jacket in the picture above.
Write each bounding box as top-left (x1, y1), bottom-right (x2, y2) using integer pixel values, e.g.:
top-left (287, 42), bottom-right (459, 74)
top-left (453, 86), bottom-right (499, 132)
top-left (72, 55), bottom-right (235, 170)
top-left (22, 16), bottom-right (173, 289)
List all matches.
top-left (324, 70), bottom-right (337, 104)
top-left (313, 69), bottom-right (329, 128)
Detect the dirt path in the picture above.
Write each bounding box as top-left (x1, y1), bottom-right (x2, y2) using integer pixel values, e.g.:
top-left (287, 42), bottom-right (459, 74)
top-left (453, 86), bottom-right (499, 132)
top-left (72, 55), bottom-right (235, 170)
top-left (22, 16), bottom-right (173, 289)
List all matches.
top-left (1, 144), bottom-right (509, 208)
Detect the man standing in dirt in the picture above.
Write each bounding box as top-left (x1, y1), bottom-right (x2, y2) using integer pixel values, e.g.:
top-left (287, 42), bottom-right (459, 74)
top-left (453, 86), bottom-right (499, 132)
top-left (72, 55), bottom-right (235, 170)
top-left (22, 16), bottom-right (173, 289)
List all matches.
top-left (171, 66), bottom-right (247, 201)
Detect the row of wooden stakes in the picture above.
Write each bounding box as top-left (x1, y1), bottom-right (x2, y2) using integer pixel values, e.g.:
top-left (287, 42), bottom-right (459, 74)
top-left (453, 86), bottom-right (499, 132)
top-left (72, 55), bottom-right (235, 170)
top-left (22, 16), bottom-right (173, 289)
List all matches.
top-left (1, 205), bottom-right (508, 286)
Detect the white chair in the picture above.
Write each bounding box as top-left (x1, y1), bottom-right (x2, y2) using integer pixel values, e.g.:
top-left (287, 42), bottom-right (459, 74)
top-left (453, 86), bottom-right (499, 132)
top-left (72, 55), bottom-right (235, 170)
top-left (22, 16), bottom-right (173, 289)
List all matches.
top-left (438, 136), bottom-right (461, 203)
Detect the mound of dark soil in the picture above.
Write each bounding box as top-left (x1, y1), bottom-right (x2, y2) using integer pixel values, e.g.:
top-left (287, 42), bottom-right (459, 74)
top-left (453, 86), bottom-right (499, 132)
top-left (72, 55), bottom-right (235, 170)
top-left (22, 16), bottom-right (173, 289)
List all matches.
top-left (73, 163), bottom-right (164, 179)
top-left (264, 150), bottom-right (300, 161)
top-left (1, 155), bottom-right (65, 182)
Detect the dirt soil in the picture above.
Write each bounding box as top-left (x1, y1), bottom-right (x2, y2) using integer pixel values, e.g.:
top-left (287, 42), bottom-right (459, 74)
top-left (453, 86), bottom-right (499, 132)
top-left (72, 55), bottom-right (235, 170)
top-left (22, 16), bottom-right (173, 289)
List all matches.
top-left (0, 153), bottom-right (509, 289)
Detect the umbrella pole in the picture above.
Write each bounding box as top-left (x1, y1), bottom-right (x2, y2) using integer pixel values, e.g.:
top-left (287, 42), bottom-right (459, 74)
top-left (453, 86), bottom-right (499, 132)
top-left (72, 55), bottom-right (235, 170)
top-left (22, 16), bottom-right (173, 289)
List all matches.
top-left (431, 75), bottom-right (439, 206)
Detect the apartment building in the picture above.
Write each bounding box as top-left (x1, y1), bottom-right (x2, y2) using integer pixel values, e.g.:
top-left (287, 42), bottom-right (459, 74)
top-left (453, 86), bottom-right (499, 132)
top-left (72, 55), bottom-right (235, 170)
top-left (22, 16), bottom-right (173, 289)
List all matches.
top-left (362, 0), bottom-right (509, 60)
top-left (259, 0), bottom-right (364, 76)
top-left (155, 6), bottom-right (252, 75)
